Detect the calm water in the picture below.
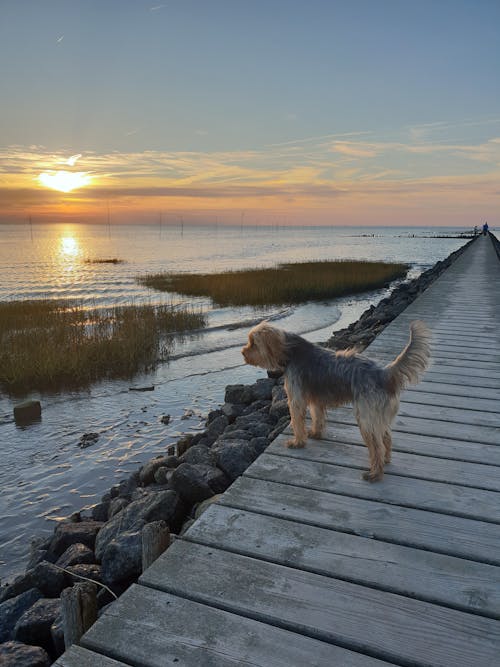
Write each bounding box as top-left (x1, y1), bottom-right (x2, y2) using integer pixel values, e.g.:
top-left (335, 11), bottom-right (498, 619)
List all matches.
top-left (0, 223), bottom-right (468, 581)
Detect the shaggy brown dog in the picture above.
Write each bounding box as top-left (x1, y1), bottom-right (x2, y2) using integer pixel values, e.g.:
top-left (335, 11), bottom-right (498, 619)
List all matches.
top-left (242, 321), bottom-right (431, 481)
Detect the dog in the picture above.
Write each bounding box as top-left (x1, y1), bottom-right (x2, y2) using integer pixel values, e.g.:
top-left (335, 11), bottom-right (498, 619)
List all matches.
top-left (242, 320), bottom-right (431, 481)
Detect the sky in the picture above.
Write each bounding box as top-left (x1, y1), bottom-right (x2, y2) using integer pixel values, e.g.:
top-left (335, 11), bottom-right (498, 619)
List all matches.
top-left (1, 0), bottom-right (499, 226)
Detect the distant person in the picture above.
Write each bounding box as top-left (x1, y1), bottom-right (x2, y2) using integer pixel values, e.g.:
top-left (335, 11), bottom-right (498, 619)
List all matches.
top-left (482, 222), bottom-right (489, 236)
top-left (473, 225), bottom-right (479, 236)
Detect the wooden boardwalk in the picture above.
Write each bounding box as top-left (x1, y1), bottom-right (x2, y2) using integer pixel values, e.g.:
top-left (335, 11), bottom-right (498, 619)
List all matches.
top-left (57, 235), bottom-right (500, 667)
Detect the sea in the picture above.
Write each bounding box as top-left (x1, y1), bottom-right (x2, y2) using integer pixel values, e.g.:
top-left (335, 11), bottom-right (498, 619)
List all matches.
top-left (0, 222), bottom-right (471, 581)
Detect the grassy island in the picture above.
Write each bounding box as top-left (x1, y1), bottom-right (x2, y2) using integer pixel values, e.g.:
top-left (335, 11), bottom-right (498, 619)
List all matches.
top-left (137, 260), bottom-right (409, 307)
top-left (0, 299), bottom-right (206, 395)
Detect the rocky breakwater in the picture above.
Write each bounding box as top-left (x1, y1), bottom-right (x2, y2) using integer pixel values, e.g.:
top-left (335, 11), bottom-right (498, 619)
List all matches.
top-left (0, 378), bottom-right (290, 666)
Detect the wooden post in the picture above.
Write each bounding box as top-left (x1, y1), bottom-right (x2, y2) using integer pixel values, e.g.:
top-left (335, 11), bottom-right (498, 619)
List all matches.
top-left (142, 520), bottom-right (170, 571)
top-left (61, 582), bottom-right (97, 649)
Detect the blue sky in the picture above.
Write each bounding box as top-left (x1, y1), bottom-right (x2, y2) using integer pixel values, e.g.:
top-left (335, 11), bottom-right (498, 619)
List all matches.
top-left (1, 0), bottom-right (499, 225)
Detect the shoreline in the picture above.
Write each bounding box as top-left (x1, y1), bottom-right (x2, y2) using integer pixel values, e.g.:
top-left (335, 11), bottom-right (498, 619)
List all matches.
top-left (0, 235), bottom-right (477, 665)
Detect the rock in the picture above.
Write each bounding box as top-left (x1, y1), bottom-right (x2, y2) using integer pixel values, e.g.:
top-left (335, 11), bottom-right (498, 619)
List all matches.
top-left (94, 490), bottom-right (185, 560)
top-left (50, 613), bottom-right (65, 658)
top-left (206, 408), bottom-right (223, 425)
top-left (91, 500), bottom-right (110, 522)
top-left (212, 439), bottom-right (258, 481)
top-left (221, 402), bottom-right (246, 422)
top-left (170, 463), bottom-right (216, 505)
top-left (224, 384), bottom-right (255, 405)
top-left (78, 432), bottom-right (99, 448)
top-left (108, 497), bottom-right (129, 518)
top-left (269, 399), bottom-right (290, 420)
top-left (31, 562), bottom-right (66, 598)
top-left (100, 530), bottom-right (142, 586)
top-left (46, 521), bottom-right (103, 562)
top-left (64, 563), bottom-right (102, 586)
top-left (250, 436), bottom-right (269, 455)
top-left (203, 414), bottom-right (229, 445)
top-left (139, 456), bottom-right (169, 485)
top-left (160, 414), bottom-right (171, 425)
top-left (178, 444), bottom-right (215, 466)
top-left (0, 573), bottom-right (35, 605)
top-left (13, 400), bottom-right (42, 424)
top-left (252, 378), bottom-right (275, 401)
top-left (55, 543), bottom-right (94, 569)
top-left (14, 598), bottom-right (60, 654)
top-left (153, 466), bottom-right (172, 485)
top-left (176, 434), bottom-right (194, 456)
top-left (25, 537), bottom-right (51, 573)
top-left (0, 588), bottom-right (42, 642)
top-left (0, 641), bottom-right (50, 667)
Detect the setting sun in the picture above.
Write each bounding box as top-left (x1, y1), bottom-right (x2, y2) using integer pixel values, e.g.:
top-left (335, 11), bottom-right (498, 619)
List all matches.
top-left (38, 170), bottom-right (92, 193)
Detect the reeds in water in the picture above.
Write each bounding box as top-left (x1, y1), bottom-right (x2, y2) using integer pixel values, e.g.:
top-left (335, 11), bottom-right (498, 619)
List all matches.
top-left (137, 260), bottom-right (409, 307)
top-left (0, 299), bottom-right (206, 395)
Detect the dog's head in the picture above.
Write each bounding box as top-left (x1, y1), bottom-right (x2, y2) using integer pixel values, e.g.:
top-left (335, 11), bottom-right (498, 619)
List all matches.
top-left (241, 321), bottom-right (287, 370)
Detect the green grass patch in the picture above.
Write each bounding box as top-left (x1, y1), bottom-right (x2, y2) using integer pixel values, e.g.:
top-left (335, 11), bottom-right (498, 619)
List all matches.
top-left (0, 299), bottom-right (206, 395)
top-left (137, 260), bottom-right (409, 307)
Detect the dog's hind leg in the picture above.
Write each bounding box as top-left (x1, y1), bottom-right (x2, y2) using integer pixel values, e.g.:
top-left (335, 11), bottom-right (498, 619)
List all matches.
top-left (361, 430), bottom-right (385, 482)
top-left (287, 398), bottom-right (308, 448)
top-left (308, 402), bottom-right (326, 439)
top-left (383, 430), bottom-right (393, 464)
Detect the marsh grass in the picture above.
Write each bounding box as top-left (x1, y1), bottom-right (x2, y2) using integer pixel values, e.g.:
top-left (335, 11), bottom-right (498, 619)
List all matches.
top-left (84, 258), bottom-right (124, 264)
top-left (0, 299), bottom-right (206, 395)
top-left (137, 260), bottom-right (409, 307)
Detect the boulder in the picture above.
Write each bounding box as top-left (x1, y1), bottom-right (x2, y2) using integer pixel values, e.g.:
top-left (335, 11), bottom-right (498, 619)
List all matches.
top-left (212, 439), bottom-right (258, 481)
top-left (64, 563), bottom-right (102, 586)
top-left (224, 384), bottom-right (255, 405)
top-left (94, 489), bottom-right (185, 560)
top-left (46, 521), bottom-right (103, 561)
top-left (13, 400), bottom-right (41, 424)
top-left (101, 530), bottom-right (143, 585)
top-left (0, 588), bottom-right (42, 642)
top-left (170, 464), bottom-right (216, 505)
top-left (178, 444), bottom-right (215, 466)
top-left (55, 543), bottom-right (94, 569)
top-left (194, 494), bottom-right (223, 520)
top-left (0, 641), bottom-right (50, 667)
top-left (139, 456), bottom-right (169, 485)
top-left (14, 598), bottom-right (60, 654)
top-left (31, 562), bottom-right (67, 598)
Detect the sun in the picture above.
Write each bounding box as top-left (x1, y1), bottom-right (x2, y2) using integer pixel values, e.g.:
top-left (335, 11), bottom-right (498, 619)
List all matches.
top-left (38, 170), bottom-right (92, 193)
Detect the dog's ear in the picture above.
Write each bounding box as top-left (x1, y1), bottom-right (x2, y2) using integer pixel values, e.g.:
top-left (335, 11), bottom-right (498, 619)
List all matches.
top-left (253, 324), bottom-right (287, 370)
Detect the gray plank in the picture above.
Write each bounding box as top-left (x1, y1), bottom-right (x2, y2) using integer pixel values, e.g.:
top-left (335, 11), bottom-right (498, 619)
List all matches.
top-left (270, 433), bottom-right (500, 491)
top-left (409, 381), bottom-right (500, 402)
top-left (184, 504), bottom-right (500, 619)
top-left (397, 400), bottom-right (500, 428)
top-left (422, 369), bottom-right (500, 388)
top-left (401, 389), bottom-right (500, 413)
top-left (82, 584), bottom-right (389, 667)
top-left (54, 646), bottom-right (127, 667)
top-left (142, 540), bottom-right (500, 667)
top-left (245, 453), bottom-right (500, 523)
top-left (306, 420), bottom-right (500, 465)
top-left (221, 476), bottom-right (500, 565)
top-left (325, 407), bottom-right (500, 445)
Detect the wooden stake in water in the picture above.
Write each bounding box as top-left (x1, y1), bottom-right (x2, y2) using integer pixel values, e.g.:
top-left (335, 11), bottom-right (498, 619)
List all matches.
top-left (61, 582), bottom-right (97, 648)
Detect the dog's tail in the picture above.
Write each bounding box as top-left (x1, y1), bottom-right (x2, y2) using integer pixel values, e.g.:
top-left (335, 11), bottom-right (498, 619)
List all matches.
top-left (384, 320), bottom-right (431, 393)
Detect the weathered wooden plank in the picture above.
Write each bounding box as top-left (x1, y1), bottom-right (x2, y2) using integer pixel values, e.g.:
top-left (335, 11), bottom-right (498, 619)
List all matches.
top-left (142, 540), bottom-right (500, 667)
top-left (220, 477), bottom-right (500, 565)
top-left (82, 584), bottom-right (390, 667)
top-left (304, 420), bottom-right (500, 465)
top-left (245, 453), bottom-right (500, 523)
top-left (408, 381), bottom-right (500, 403)
top-left (184, 504), bottom-right (500, 619)
top-left (270, 434), bottom-right (500, 491)
top-left (325, 407), bottom-right (500, 445)
top-left (422, 368), bottom-right (500, 388)
top-left (396, 400), bottom-right (500, 428)
top-left (54, 645), bottom-right (127, 667)
top-left (400, 389), bottom-right (500, 413)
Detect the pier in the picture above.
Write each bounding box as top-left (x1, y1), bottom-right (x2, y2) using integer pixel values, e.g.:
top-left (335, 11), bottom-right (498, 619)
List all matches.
top-left (56, 234), bottom-right (500, 666)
